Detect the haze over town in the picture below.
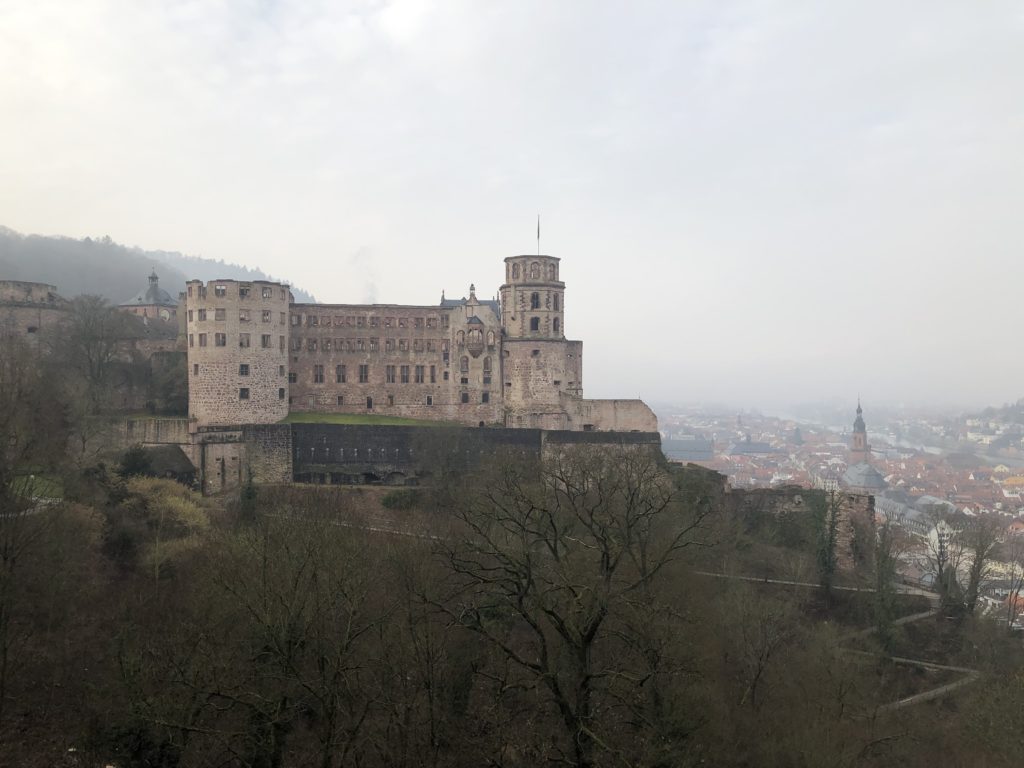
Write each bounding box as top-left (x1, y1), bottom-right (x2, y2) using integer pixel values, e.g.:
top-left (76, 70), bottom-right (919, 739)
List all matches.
top-left (2, 1), bottom-right (1023, 409)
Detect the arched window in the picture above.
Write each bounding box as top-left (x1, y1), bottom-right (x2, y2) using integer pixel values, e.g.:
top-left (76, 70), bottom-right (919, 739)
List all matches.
top-left (456, 330), bottom-right (465, 345)
top-left (530, 292), bottom-right (540, 309)
top-left (460, 356), bottom-right (469, 372)
top-left (442, 340), bottom-right (449, 352)
top-left (553, 318), bottom-right (560, 334)
top-left (483, 356), bottom-right (491, 373)
top-left (530, 262), bottom-right (540, 279)
top-left (547, 263), bottom-right (556, 280)
top-left (486, 330), bottom-right (495, 346)
top-left (530, 317), bottom-right (540, 332)
top-left (553, 293), bottom-right (560, 310)
top-left (512, 263), bottom-right (520, 279)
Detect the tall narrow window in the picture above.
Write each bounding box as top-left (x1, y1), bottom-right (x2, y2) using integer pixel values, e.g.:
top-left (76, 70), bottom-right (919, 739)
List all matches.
top-left (530, 317), bottom-right (540, 331)
top-left (359, 364), bottom-right (369, 383)
top-left (386, 365), bottom-right (396, 383)
top-left (460, 356), bottom-right (469, 373)
top-left (554, 293), bottom-right (560, 310)
top-left (530, 292), bottom-right (540, 309)
top-left (553, 318), bottom-right (560, 334)
top-left (313, 365), bottom-right (324, 383)
top-left (400, 365), bottom-right (410, 383)
top-left (336, 364), bottom-right (346, 383)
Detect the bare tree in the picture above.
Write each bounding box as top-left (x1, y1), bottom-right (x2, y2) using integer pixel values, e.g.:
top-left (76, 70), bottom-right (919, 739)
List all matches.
top-left (432, 445), bottom-right (712, 767)
top-left (961, 514), bottom-right (1003, 615)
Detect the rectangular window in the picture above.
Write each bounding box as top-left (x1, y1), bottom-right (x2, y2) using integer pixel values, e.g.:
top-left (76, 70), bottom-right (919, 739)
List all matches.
top-left (239, 333), bottom-right (250, 348)
top-left (197, 309), bottom-right (207, 321)
top-left (387, 394), bottom-right (394, 406)
top-left (414, 317), bottom-right (424, 328)
top-left (398, 317), bottom-right (407, 328)
top-left (414, 365), bottom-right (424, 383)
top-left (359, 364), bottom-right (369, 383)
top-left (239, 387), bottom-right (249, 399)
top-left (413, 339), bottom-right (424, 352)
top-left (386, 365), bottom-right (396, 383)
top-left (369, 338), bottom-right (379, 352)
top-left (461, 392), bottom-right (469, 404)
top-left (308, 315), bottom-right (319, 327)
top-left (193, 363), bottom-right (199, 376)
top-left (482, 392), bottom-right (490, 403)
top-left (400, 365), bottom-right (410, 384)
top-left (443, 371), bottom-right (449, 381)
top-left (369, 317), bottom-right (379, 327)
top-left (290, 338), bottom-right (301, 351)
top-left (366, 396), bottom-right (373, 409)
top-left (336, 365), bottom-right (346, 383)
top-left (323, 339), bottom-right (331, 352)
top-left (239, 309), bottom-right (250, 322)
top-left (337, 395), bottom-right (344, 405)
top-left (239, 286), bottom-right (250, 299)
top-left (307, 339), bottom-right (317, 352)
top-left (279, 388), bottom-right (285, 399)
top-left (385, 317), bottom-right (394, 328)
top-left (215, 333), bottom-right (227, 347)
top-left (187, 309), bottom-right (194, 322)
top-left (313, 364), bottom-right (324, 383)
top-left (280, 312), bottom-right (285, 324)
top-left (483, 376), bottom-right (491, 385)
top-left (288, 372), bottom-right (297, 383)
top-left (215, 285), bottom-right (226, 298)
top-left (262, 310), bottom-right (271, 323)
top-left (239, 364), bottom-right (250, 376)
top-left (461, 377), bottom-right (469, 385)
top-left (215, 308), bottom-right (226, 321)
top-left (262, 287), bottom-right (272, 298)
top-left (426, 395), bottom-right (433, 406)
top-left (426, 317), bottom-right (437, 329)
top-left (261, 334), bottom-right (271, 348)
top-left (199, 333), bottom-right (207, 347)
top-left (279, 365), bottom-right (285, 376)
top-left (356, 316), bottom-right (365, 327)
top-left (430, 365), bottom-right (436, 383)
top-left (188, 334), bottom-right (194, 348)
top-left (291, 314), bottom-right (300, 326)
top-left (279, 336), bottom-right (285, 352)
top-left (385, 339), bottom-right (395, 352)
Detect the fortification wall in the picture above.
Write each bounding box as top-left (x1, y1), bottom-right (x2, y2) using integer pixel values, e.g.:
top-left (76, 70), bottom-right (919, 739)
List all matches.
top-left (563, 397), bottom-right (658, 432)
top-left (186, 279), bottom-right (291, 426)
top-left (124, 417), bottom-right (191, 445)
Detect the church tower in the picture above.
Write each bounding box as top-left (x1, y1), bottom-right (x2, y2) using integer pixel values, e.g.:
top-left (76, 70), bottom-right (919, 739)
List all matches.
top-left (849, 400), bottom-right (870, 465)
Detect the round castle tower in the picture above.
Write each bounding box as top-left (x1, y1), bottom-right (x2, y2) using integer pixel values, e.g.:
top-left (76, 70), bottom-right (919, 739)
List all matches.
top-left (186, 279), bottom-right (291, 426)
top-left (499, 256), bottom-right (565, 339)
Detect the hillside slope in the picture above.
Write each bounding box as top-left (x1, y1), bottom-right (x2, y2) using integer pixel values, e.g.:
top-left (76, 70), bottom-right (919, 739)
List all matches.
top-left (0, 226), bottom-right (316, 303)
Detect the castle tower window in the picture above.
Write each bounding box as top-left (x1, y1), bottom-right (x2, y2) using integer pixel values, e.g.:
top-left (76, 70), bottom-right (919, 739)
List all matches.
top-left (530, 317), bottom-right (540, 331)
top-left (261, 334), bottom-right (271, 348)
top-left (239, 387), bottom-right (249, 399)
top-left (530, 262), bottom-right (540, 279)
top-left (314, 365), bottom-right (325, 383)
top-left (512, 263), bottom-right (520, 279)
top-left (239, 333), bottom-right (250, 348)
top-left (553, 318), bottom-right (560, 334)
top-left (530, 292), bottom-right (540, 309)
top-left (336, 365), bottom-right (346, 383)
top-left (548, 263), bottom-right (556, 280)
top-left (215, 285), bottom-right (226, 298)
top-left (239, 364), bottom-right (250, 376)
top-left (553, 293), bottom-right (560, 310)
top-left (460, 356), bottom-right (469, 373)
top-left (359, 364), bottom-right (369, 383)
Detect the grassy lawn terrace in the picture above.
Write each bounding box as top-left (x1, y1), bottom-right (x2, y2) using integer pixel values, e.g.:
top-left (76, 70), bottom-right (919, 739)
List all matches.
top-left (281, 412), bottom-right (458, 427)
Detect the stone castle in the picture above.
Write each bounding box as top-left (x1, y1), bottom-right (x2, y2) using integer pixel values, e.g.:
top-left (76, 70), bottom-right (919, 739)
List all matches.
top-left (185, 253), bottom-right (657, 432)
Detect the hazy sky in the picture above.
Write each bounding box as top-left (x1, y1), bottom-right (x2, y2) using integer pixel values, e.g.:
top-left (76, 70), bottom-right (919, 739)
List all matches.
top-left (2, 1), bottom-right (1023, 410)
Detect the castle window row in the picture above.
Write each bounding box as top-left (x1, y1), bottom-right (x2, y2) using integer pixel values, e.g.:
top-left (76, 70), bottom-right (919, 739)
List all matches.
top-left (295, 362), bottom-right (493, 387)
top-left (188, 284), bottom-right (286, 300)
top-left (187, 308), bottom-right (286, 325)
top-left (290, 337), bottom-right (447, 354)
top-left (189, 333), bottom-right (284, 351)
top-left (290, 313), bottom-right (446, 330)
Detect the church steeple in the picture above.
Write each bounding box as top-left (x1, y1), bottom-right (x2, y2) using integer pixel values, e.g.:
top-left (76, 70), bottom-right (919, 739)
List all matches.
top-left (849, 400), bottom-right (869, 465)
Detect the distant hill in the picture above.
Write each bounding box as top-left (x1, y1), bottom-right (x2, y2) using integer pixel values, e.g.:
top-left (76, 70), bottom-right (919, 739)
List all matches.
top-left (0, 226), bottom-right (316, 304)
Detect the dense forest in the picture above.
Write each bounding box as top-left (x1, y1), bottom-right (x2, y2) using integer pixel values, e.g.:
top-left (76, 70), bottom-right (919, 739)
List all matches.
top-left (1, 323), bottom-right (1023, 767)
top-left (0, 226), bottom-right (316, 304)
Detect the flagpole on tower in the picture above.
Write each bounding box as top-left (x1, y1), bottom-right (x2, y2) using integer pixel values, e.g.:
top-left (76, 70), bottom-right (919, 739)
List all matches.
top-left (537, 214), bottom-right (540, 256)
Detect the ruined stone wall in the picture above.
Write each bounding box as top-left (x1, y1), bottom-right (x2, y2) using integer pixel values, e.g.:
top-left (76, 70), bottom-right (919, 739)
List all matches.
top-left (0, 281), bottom-right (69, 339)
top-left (186, 279), bottom-right (291, 426)
top-left (563, 397), bottom-right (659, 432)
top-left (288, 300), bottom-right (502, 425)
top-left (123, 417), bottom-right (191, 445)
top-left (502, 339), bottom-right (583, 429)
top-left (242, 424), bottom-right (293, 484)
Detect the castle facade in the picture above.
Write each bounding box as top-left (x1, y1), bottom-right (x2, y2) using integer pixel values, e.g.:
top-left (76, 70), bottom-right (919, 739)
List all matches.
top-left (185, 254), bottom-right (656, 432)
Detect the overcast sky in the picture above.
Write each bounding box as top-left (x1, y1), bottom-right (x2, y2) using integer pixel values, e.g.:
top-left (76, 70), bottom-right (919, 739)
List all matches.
top-left (2, 1), bottom-right (1022, 411)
